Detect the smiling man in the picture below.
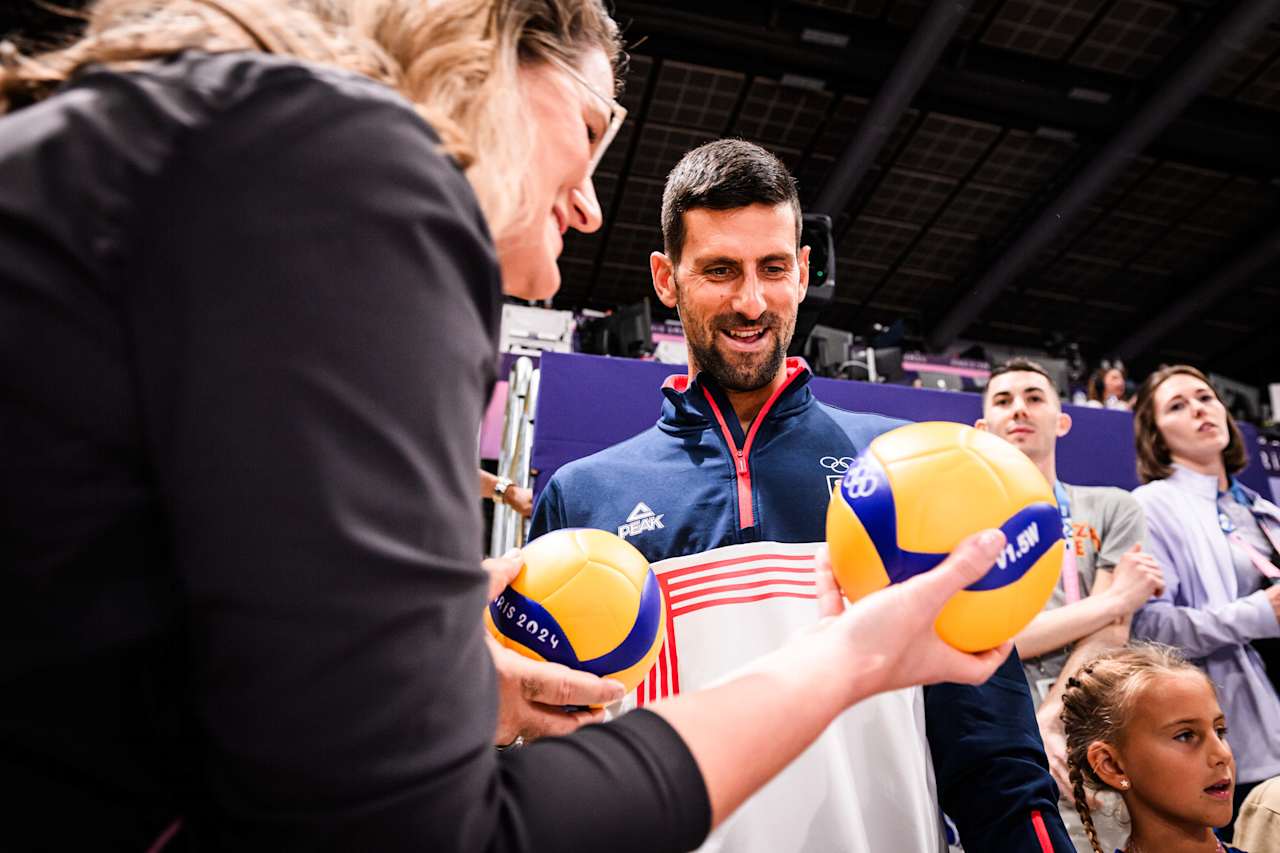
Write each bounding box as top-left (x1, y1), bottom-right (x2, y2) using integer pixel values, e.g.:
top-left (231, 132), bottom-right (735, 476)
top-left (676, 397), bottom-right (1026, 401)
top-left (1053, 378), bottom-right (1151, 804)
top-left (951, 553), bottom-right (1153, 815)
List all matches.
top-left (531, 140), bottom-right (1072, 853)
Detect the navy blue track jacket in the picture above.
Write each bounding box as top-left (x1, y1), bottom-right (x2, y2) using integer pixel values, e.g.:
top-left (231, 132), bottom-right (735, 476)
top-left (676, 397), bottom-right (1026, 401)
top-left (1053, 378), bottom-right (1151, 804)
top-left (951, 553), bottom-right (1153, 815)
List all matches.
top-left (531, 359), bottom-right (1072, 853)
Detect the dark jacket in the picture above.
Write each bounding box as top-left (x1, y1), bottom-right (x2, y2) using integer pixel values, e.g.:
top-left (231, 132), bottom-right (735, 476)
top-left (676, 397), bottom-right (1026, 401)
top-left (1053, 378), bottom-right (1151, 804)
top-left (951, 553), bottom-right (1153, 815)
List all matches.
top-left (0, 51), bottom-right (707, 852)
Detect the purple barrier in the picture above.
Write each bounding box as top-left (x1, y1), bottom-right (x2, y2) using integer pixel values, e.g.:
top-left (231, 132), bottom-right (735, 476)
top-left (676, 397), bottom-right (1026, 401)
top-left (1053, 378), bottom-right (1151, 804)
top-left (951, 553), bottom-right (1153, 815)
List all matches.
top-left (531, 352), bottom-right (1272, 499)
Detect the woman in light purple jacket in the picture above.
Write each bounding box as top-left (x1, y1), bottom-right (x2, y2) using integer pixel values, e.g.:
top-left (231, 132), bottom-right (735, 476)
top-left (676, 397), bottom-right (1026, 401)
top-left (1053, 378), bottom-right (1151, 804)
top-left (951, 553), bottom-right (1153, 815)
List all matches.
top-left (1130, 364), bottom-right (1280, 837)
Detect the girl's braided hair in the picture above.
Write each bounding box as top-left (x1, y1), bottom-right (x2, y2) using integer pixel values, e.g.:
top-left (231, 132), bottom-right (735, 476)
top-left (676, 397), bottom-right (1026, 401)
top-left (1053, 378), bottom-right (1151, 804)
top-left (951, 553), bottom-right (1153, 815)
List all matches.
top-left (1059, 644), bottom-right (1211, 853)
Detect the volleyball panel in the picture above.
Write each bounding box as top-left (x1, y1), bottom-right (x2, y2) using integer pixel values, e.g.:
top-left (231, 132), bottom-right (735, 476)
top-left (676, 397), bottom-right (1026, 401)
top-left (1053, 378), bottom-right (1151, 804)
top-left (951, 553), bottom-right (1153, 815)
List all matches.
top-left (826, 490), bottom-right (893, 602)
top-left (936, 541), bottom-right (1062, 652)
top-left (542, 560), bottom-right (643, 661)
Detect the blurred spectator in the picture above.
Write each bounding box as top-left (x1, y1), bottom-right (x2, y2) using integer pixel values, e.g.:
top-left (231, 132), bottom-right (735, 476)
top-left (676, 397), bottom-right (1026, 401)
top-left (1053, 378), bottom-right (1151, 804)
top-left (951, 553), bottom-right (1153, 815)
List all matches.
top-left (1129, 364), bottom-right (1280, 839)
top-left (1235, 775), bottom-right (1280, 853)
top-left (1086, 361), bottom-right (1131, 410)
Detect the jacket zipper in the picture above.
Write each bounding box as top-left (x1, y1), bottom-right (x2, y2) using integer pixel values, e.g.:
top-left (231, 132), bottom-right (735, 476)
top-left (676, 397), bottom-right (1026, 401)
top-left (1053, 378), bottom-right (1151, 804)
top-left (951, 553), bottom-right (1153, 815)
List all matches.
top-left (702, 391), bottom-right (756, 529)
top-left (700, 363), bottom-right (805, 531)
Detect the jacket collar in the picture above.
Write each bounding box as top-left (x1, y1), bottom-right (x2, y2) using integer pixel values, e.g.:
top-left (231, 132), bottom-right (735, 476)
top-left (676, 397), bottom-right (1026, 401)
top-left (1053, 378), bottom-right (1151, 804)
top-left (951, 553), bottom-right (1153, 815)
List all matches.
top-left (658, 358), bottom-right (813, 437)
top-left (1166, 463), bottom-right (1223, 501)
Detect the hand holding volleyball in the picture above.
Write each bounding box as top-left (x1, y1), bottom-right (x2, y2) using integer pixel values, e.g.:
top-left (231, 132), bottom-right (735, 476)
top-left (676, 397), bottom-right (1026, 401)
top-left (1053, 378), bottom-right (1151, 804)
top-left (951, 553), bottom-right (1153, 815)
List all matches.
top-left (485, 528), bottom-right (666, 694)
top-left (811, 530), bottom-right (1014, 698)
top-left (827, 421), bottom-right (1062, 652)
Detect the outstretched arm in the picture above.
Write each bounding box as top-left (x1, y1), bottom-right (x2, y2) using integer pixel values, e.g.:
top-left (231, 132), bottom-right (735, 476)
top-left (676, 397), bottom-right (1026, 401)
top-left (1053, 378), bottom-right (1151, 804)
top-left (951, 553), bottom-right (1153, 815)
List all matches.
top-left (654, 531), bottom-right (1014, 827)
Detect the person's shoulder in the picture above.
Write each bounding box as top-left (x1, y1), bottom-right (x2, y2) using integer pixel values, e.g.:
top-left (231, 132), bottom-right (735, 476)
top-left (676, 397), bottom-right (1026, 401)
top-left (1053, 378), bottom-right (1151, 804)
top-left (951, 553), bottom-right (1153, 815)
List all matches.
top-left (77, 51), bottom-right (453, 174)
top-left (1068, 483), bottom-right (1141, 512)
top-left (33, 51), bottom-right (463, 210)
top-left (547, 425), bottom-right (669, 486)
top-left (811, 401), bottom-right (907, 441)
top-left (89, 50), bottom-right (415, 127)
top-left (1129, 477), bottom-right (1180, 509)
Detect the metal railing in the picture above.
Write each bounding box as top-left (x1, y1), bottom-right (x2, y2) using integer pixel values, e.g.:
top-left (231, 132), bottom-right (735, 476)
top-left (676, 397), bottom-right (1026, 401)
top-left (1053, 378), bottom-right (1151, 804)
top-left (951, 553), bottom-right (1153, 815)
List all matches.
top-left (489, 357), bottom-right (539, 557)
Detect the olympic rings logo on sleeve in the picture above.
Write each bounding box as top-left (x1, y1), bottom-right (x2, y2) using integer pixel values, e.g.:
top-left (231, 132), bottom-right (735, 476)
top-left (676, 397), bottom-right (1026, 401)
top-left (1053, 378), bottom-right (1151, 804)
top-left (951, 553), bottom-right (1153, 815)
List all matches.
top-left (819, 456), bottom-right (857, 473)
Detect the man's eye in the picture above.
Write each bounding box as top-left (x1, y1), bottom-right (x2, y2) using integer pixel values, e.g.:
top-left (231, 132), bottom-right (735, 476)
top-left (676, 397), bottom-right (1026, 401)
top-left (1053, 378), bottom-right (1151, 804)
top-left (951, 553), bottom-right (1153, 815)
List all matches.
top-left (1174, 730), bottom-right (1195, 742)
top-left (586, 122), bottom-right (599, 145)
top-left (706, 267), bottom-right (731, 277)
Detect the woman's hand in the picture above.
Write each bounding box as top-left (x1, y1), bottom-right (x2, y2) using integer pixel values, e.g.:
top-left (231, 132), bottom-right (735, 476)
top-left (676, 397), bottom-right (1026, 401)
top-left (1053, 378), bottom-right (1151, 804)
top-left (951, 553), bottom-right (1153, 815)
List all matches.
top-left (487, 637), bottom-right (624, 745)
top-left (812, 530), bottom-right (1013, 704)
top-left (482, 548), bottom-right (625, 745)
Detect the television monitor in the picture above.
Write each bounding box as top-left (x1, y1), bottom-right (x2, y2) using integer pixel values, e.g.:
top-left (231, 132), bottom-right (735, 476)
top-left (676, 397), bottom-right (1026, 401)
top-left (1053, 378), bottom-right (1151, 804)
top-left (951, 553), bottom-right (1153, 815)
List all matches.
top-left (787, 213), bottom-right (836, 358)
top-left (804, 324), bottom-right (853, 377)
top-left (841, 346), bottom-right (906, 384)
top-left (576, 299), bottom-right (654, 358)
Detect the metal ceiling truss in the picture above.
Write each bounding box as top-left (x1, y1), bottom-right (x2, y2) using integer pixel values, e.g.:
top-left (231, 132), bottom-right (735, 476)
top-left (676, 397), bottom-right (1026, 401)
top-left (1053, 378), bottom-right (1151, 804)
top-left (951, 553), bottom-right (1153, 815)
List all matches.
top-left (926, 0), bottom-right (1280, 350)
top-left (612, 1), bottom-right (1280, 178)
top-left (1111, 218), bottom-right (1280, 363)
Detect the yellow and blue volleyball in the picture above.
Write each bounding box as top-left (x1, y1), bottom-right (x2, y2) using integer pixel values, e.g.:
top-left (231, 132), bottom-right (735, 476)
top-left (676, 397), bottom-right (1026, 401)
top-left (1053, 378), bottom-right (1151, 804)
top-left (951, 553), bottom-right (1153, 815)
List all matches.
top-left (485, 528), bottom-right (666, 693)
top-left (826, 421), bottom-right (1062, 652)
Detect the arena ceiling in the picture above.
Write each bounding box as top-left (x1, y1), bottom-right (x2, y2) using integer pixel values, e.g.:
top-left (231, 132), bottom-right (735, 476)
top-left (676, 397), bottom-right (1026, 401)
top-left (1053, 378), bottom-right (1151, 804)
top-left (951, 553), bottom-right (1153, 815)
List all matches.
top-left (3, 1), bottom-right (1278, 385)
top-left (555, 0), bottom-right (1280, 386)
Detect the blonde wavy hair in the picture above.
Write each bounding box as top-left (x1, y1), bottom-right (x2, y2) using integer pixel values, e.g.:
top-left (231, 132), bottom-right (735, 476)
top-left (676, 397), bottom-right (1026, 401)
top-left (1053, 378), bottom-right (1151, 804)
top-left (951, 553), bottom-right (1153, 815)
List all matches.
top-left (0, 0), bottom-right (621, 240)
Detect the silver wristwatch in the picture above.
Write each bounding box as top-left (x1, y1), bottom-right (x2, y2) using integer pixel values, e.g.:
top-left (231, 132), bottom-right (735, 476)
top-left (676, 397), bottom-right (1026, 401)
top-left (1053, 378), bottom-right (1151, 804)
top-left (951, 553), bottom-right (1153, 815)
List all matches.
top-left (491, 475), bottom-right (513, 504)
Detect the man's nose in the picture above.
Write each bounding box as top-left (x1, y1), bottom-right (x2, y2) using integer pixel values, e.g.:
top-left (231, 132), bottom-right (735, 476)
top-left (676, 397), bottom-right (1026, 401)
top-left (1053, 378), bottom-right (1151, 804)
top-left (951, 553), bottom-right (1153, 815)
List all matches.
top-left (731, 272), bottom-right (767, 320)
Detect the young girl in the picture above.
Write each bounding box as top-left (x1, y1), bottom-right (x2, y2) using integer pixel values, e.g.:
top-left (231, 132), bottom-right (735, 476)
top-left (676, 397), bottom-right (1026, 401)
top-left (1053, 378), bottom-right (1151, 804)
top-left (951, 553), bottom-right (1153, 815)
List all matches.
top-left (1062, 645), bottom-right (1244, 853)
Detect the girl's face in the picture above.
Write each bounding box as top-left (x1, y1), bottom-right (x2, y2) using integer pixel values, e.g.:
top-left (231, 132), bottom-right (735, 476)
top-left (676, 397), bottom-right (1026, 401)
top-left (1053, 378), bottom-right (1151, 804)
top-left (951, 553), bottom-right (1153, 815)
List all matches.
top-left (1101, 672), bottom-right (1235, 831)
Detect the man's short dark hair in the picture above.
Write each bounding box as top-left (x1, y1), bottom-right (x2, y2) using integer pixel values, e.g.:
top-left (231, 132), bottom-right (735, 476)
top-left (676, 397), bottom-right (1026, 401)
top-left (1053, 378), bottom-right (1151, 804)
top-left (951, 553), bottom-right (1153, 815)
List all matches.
top-left (661, 139), bottom-right (802, 265)
top-left (984, 357), bottom-right (1060, 404)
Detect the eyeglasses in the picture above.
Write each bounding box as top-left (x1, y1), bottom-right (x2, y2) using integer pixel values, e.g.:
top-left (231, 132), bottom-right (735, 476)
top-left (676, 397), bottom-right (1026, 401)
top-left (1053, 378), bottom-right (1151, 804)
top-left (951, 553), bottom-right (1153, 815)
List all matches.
top-left (543, 53), bottom-right (627, 177)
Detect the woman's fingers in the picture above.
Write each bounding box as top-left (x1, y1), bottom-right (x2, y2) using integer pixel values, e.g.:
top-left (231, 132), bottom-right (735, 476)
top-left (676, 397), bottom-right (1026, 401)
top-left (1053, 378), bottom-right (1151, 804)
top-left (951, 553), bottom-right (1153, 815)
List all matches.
top-left (901, 529), bottom-right (1005, 614)
top-left (813, 545), bottom-right (846, 619)
top-left (483, 549), bottom-right (524, 601)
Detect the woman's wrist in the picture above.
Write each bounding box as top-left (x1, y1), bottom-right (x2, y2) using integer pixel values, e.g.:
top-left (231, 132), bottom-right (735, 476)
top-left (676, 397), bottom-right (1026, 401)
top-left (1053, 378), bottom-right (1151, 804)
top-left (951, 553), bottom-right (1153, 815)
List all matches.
top-left (801, 623), bottom-right (883, 710)
top-left (746, 627), bottom-right (872, 715)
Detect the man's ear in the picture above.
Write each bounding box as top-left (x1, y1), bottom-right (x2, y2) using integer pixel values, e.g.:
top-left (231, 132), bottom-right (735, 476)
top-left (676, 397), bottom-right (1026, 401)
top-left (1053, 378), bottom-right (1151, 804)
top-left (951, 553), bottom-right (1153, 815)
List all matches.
top-left (797, 244), bottom-right (810, 304)
top-left (974, 418), bottom-right (989, 432)
top-left (1056, 410), bottom-right (1073, 439)
top-left (651, 251), bottom-right (678, 309)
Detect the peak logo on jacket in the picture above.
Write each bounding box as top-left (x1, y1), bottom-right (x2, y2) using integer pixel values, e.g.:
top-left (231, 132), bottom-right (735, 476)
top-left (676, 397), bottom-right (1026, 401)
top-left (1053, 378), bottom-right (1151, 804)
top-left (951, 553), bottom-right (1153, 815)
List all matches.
top-left (619, 502), bottom-right (664, 539)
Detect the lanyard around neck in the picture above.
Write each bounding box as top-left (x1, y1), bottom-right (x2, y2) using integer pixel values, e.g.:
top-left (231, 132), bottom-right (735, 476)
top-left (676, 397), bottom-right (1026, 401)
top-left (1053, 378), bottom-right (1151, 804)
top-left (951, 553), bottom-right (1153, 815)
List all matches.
top-left (1053, 480), bottom-right (1082, 603)
top-left (1053, 480), bottom-right (1072, 540)
top-left (1218, 479), bottom-right (1280, 581)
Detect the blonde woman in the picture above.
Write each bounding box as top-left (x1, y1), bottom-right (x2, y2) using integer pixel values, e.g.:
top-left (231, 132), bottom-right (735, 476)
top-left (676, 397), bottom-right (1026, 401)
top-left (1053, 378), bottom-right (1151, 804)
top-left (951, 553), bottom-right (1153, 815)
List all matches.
top-left (0, 2), bottom-right (1014, 850)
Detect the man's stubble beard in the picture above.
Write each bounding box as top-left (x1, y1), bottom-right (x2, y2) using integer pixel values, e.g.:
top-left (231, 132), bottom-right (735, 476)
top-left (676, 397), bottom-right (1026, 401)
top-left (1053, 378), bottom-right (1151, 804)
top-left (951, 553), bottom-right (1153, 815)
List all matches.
top-left (675, 279), bottom-right (795, 393)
